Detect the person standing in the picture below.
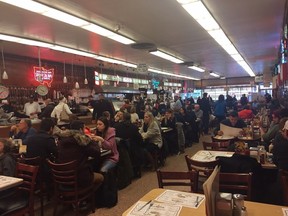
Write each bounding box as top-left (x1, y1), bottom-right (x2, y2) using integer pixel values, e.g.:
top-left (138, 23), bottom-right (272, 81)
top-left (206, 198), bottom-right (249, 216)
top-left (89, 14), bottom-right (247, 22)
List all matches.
top-left (50, 96), bottom-right (73, 125)
top-left (200, 93), bottom-right (211, 134)
top-left (38, 98), bottom-right (55, 119)
top-left (92, 94), bottom-right (115, 123)
top-left (214, 94), bottom-right (227, 124)
top-left (23, 95), bottom-right (41, 119)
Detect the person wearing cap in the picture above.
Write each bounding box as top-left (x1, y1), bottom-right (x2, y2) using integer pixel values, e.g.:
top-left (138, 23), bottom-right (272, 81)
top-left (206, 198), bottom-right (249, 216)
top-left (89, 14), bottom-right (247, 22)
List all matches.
top-left (23, 95), bottom-right (41, 119)
top-left (215, 110), bottom-right (247, 136)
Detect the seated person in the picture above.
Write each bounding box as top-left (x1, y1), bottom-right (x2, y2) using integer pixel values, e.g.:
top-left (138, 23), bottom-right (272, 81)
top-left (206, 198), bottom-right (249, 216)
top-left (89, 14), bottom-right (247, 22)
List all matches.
top-left (139, 111), bottom-right (163, 170)
top-left (9, 118), bottom-right (37, 145)
top-left (0, 138), bottom-right (16, 177)
top-left (114, 112), bottom-right (143, 178)
top-left (272, 119), bottom-right (288, 170)
top-left (56, 120), bottom-right (103, 188)
top-left (26, 118), bottom-right (57, 190)
top-left (238, 105), bottom-right (254, 120)
top-left (260, 111), bottom-right (281, 148)
top-left (161, 109), bottom-right (178, 155)
top-left (215, 111), bottom-right (247, 136)
top-left (93, 116), bottom-right (119, 173)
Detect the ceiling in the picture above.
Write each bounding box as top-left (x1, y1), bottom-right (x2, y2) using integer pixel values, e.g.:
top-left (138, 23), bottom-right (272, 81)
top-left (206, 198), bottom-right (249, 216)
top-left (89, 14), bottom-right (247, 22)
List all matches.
top-left (0, 0), bottom-right (286, 80)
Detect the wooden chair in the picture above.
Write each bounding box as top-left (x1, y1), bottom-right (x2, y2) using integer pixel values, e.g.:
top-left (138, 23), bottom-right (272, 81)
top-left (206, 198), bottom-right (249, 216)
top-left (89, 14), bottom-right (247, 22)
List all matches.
top-left (18, 156), bottom-right (46, 216)
top-left (280, 169), bottom-right (288, 205)
top-left (219, 172), bottom-right (252, 200)
top-left (156, 169), bottom-right (198, 193)
top-left (185, 155), bottom-right (219, 177)
top-left (202, 141), bottom-right (230, 151)
top-left (0, 162), bottom-right (39, 216)
top-left (185, 155), bottom-right (219, 193)
top-left (47, 159), bottom-right (96, 216)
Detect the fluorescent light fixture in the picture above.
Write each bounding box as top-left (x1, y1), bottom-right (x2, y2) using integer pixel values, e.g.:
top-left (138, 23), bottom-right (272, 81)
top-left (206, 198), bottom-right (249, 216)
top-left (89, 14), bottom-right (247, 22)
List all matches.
top-left (188, 65), bottom-right (205, 72)
top-left (149, 50), bottom-right (184, 64)
top-left (148, 68), bottom-right (199, 80)
top-left (177, 0), bottom-right (255, 77)
top-left (0, 33), bottom-right (137, 70)
top-left (220, 76), bottom-right (226, 79)
top-left (0, 0), bottom-right (135, 45)
top-left (210, 71), bottom-right (220, 77)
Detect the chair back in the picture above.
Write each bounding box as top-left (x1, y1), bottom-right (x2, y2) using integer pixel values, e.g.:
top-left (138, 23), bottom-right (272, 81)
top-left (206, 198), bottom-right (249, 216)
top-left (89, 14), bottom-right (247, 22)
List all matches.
top-left (203, 141), bottom-right (230, 151)
top-left (219, 172), bottom-right (252, 200)
top-left (17, 162), bottom-right (39, 213)
top-left (185, 155), bottom-right (219, 176)
top-left (280, 169), bottom-right (288, 205)
top-left (156, 169), bottom-right (198, 193)
top-left (47, 159), bottom-right (96, 215)
top-left (47, 159), bottom-right (78, 191)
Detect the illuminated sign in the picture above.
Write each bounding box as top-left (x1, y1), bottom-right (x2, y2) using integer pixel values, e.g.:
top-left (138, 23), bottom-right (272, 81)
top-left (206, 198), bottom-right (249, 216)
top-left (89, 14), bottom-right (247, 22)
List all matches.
top-left (94, 71), bottom-right (100, 85)
top-left (33, 66), bottom-right (54, 87)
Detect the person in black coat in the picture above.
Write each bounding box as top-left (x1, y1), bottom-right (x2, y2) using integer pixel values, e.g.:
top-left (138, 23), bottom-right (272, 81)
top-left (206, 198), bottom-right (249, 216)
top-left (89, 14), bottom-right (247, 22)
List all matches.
top-left (92, 94), bottom-right (115, 122)
top-left (26, 118), bottom-right (58, 190)
top-left (161, 109), bottom-right (178, 154)
top-left (200, 93), bottom-right (211, 134)
top-left (114, 113), bottom-right (144, 178)
top-left (38, 99), bottom-right (55, 119)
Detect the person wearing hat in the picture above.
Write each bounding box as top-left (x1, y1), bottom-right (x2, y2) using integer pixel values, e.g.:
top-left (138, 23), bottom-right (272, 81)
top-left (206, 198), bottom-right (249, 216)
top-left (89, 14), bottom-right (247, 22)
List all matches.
top-left (215, 110), bottom-right (247, 136)
top-left (23, 95), bottom-right (41, 119)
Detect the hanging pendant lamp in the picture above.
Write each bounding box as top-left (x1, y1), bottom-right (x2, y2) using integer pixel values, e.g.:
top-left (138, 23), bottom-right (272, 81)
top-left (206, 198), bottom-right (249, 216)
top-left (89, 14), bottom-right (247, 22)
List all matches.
top-left (63, 60), bottom-right (67, 83)
top-left (1, 43), bottom-right (8, 80)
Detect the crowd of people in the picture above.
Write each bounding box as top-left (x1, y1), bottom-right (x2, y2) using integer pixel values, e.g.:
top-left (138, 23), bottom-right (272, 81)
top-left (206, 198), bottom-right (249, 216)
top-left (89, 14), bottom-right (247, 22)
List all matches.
top-left (1, 91), bottom-right (288, 207)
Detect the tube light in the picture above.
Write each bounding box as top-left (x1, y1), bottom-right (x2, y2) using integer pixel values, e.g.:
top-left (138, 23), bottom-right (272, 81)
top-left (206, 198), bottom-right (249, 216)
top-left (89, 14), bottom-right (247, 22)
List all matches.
top-left (177, 0), bottom-right (255, 77)
top-left (0, 0), bottom-right (135, 45)
top-left (210, 72), bottom-right (220, 77)
top-left (148, 68), bottom-right (199, 80)
top-left (188, 65), bottom-right (205, 72)
top-left (149, 50), bottom-right (184, 64)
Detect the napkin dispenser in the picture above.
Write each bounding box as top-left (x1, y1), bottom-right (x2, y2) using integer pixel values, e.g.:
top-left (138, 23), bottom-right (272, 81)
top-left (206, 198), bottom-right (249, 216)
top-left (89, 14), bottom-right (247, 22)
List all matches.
top-left (215, 192), bottom-right (233, 216)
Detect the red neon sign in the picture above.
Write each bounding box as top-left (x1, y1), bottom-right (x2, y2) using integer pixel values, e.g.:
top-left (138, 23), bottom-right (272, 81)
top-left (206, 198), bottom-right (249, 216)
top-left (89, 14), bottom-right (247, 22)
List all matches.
top-left (33, 66), bottom-right (54, 87)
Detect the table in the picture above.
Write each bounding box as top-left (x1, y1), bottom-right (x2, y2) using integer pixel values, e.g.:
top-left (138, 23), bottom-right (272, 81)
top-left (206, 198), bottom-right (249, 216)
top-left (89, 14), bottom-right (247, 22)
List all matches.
top-left (192, 150), bottom-right (234, 162)
top-left (122, 188), bottom-right (286, 216)
top-left (213, 135), bottom-right (235, 142)
top-left (0, 175), bottom-right (23, 191)
top-left (192, 150), bottom-right (277, 169)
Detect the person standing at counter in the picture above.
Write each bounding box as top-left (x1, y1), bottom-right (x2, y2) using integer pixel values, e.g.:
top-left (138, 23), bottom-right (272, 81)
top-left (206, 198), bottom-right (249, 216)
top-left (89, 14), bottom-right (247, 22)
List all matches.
top-left (92, 94), bottom-right (115, 123)
top-left (50, 96), bottom-right (73, 125)
top-left (9, 118), bottom-right (36, 145)
top-left (23, 95), bottom-right (41, 119)
top-left (38, 98), bottom-right (55, 119)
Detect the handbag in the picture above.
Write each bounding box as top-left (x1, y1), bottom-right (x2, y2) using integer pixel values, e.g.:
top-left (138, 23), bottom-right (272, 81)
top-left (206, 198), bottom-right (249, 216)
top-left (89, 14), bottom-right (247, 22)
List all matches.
top-left (60, 105), bottom-right (70, 122)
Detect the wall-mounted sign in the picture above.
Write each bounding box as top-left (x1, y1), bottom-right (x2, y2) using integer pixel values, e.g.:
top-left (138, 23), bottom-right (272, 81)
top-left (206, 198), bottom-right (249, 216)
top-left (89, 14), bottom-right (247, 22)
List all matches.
top-left (94, 71), bottom-right (100, 85)
top-left (34, 66), bottom-right (54, 87)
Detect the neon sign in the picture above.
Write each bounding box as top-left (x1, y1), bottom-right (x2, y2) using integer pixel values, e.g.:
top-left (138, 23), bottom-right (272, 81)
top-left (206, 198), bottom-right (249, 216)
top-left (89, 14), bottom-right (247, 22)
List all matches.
top-left (94, 71), bottom-right (100, 85)
top-left (33, 66), bottom-right (54, 87)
